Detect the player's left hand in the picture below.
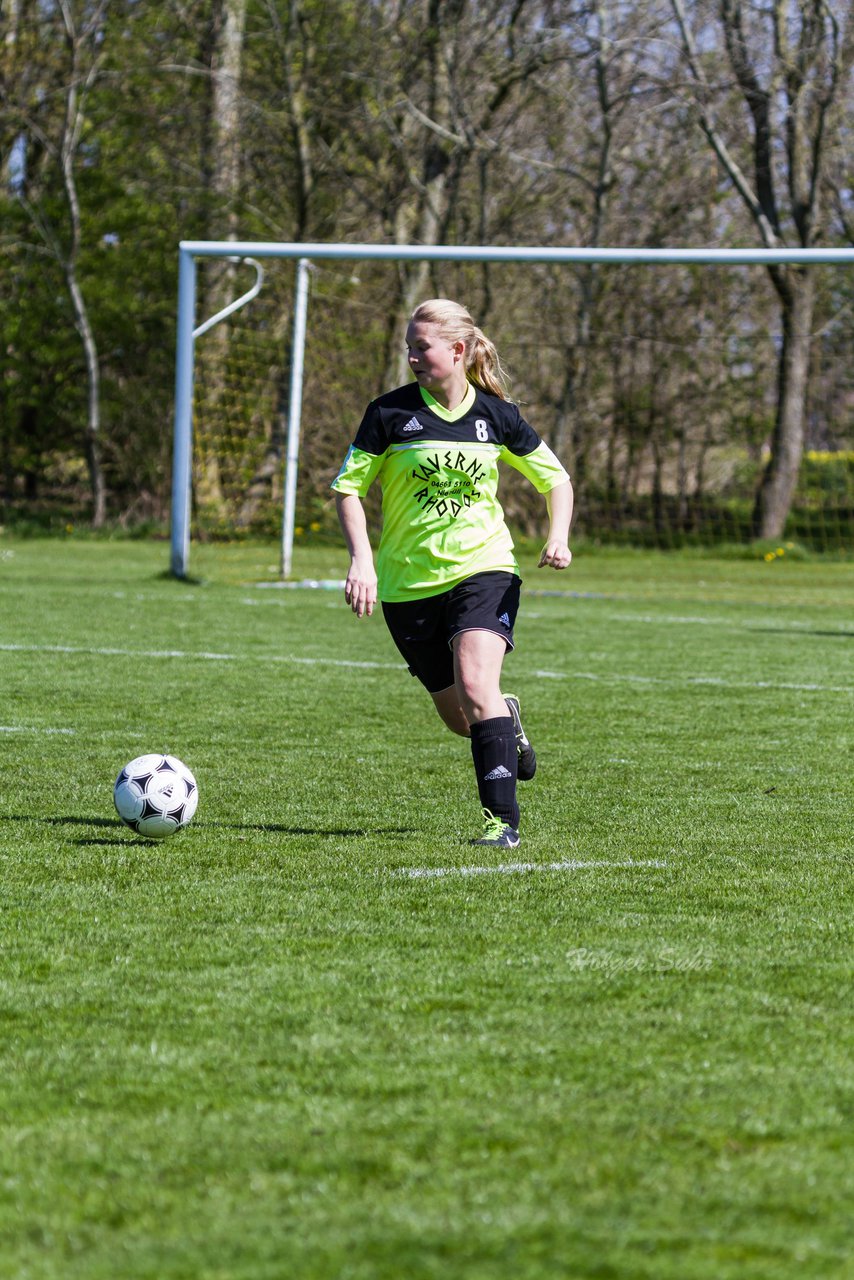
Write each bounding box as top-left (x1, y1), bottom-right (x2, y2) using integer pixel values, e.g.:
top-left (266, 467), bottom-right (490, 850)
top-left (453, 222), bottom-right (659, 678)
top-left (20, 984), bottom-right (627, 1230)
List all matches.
top-left (538, 540), bottom-right (572, 569)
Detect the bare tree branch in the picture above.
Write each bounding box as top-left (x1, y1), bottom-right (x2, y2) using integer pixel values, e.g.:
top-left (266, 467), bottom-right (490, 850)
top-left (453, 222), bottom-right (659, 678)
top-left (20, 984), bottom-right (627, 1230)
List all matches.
top-left (669, 0), bottom-right (781, 247)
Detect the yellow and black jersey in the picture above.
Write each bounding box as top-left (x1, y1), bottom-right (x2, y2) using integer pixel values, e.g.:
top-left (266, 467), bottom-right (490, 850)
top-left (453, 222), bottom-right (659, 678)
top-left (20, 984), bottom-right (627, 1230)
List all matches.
top-left (332, 381), bottom-right (569, 602)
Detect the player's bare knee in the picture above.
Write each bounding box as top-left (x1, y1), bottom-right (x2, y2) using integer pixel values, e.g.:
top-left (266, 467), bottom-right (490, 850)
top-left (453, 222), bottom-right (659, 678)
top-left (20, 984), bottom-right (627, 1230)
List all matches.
top-left (457, 687), bottom-right (491, 725)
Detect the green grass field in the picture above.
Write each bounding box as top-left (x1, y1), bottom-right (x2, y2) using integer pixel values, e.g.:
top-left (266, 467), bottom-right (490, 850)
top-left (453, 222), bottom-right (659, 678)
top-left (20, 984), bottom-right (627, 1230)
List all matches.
top-left (1, 536), bottom-right (851, 1280)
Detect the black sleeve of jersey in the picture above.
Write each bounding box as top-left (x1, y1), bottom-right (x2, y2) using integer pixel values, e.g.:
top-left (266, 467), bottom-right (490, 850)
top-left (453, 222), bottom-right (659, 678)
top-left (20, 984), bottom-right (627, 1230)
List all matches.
top-left (351, 400), bottom-right (389, 455)
top-left (503, 403), bottom-right (542, 457)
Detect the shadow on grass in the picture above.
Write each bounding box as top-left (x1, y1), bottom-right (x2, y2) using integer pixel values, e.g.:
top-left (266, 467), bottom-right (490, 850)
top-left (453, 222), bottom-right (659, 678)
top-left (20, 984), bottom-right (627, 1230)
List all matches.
top-left (1, 814), bottom-right (417, 839)
top-left (2, 815), bottom-right (120, 828)
top-left (749, 628), bottom-right (854, 638)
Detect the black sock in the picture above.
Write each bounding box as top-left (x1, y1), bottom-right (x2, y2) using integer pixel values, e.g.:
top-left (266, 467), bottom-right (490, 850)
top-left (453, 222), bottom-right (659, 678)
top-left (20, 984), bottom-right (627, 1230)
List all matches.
top-left (469, 716), bottom-right (520, 828)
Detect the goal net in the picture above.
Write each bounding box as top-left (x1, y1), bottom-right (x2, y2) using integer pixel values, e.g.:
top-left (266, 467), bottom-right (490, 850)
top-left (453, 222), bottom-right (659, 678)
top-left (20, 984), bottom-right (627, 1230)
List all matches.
top-left (173, 243), bottom-right (853, 577)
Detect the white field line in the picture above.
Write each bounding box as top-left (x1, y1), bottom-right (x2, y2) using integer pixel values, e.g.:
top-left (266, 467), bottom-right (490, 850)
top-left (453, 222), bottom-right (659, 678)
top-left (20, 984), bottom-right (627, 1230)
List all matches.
top-left (254, 580), bottom-right (612, 601)
top-left (397, 858), bottom-right (668, 880)
top-left (249, 582), bottom-right (850, 631)
top-left (1, 643), bottom-right (850, 694)
top-left (607, 611), bottom-right (853, 633)
top-left (246, 591), bottom-right (852, 638)
top-left (0, 643), bottom-right (399, 671)
top-left (532, 667), bottom-right (852, 694)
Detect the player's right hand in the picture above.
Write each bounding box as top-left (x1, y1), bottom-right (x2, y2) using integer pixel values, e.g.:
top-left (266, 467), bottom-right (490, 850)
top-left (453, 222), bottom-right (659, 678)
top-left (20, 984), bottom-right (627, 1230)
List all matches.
top-left (344, 559), bottom-right (378, 618)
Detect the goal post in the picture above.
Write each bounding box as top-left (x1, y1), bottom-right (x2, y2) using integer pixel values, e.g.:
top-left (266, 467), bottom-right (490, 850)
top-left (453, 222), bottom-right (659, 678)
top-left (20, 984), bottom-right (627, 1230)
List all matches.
top-left (170, 241), bottom-right (854, 579)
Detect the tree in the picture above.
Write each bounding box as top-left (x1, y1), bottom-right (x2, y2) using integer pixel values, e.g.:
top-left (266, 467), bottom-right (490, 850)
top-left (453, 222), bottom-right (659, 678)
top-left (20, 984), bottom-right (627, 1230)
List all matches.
top-left (670, 0), bottom-right (853, 539)
top-left (337, 0), bottom-right (581, 388)
top-left (2, 0), bottom-right (110, 525)
top-left (2, 0), bottom-right (851, 541)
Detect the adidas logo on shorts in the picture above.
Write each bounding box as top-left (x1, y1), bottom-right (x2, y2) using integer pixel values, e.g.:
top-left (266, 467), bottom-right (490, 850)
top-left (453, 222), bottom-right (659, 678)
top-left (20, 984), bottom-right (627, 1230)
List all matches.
top-left (484, 765), bottom-right (513, 781)
top-left (497, 612), bottom-right (511, 628)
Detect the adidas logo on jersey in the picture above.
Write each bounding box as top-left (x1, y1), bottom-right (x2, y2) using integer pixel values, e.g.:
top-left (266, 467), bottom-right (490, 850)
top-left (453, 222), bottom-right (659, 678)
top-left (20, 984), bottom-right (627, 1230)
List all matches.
top-left (402, 417), bottom-right (423, 432)
top-left (484, 765), bottom-right (513, 781)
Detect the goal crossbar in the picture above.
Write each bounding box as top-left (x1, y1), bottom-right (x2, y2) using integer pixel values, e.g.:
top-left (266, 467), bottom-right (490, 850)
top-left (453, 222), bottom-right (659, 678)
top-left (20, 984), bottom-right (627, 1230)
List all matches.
top-left (170, 241), bottom-right (854, 578)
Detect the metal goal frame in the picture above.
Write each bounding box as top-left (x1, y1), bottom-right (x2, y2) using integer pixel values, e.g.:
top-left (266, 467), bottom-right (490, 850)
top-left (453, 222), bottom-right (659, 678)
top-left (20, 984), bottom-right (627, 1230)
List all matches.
top-left (170, 240), bottom-right (854, 579)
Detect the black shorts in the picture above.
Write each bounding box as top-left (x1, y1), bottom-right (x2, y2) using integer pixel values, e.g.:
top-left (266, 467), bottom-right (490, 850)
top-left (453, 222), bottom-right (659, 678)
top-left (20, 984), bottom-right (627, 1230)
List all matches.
top-left (382, 571), bottom-right (522, 694)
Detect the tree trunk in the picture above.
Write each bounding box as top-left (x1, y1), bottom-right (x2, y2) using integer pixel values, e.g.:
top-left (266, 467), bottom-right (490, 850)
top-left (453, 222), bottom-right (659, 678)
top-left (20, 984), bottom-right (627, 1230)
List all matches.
top-left (752, 268), bottom-right (815, 540)
top-left (195, 0), bottom-right (248, 520)
top-left (66, 268), bottom-right (106, 527)
top-left (670, 0), bottom-right (846, 542)
top-left (58, 1), bottom-right (107, 527)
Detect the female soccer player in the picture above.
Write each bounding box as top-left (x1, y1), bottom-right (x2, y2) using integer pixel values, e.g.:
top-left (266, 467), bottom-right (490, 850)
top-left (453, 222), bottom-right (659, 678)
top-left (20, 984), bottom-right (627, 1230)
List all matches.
top-left (332, 298), bottom-right (572, 847)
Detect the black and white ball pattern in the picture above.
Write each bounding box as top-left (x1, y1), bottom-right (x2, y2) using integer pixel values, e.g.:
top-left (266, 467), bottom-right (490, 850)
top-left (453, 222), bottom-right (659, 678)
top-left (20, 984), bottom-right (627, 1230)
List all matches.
top-left (114, 754), bottom-right (198, 839)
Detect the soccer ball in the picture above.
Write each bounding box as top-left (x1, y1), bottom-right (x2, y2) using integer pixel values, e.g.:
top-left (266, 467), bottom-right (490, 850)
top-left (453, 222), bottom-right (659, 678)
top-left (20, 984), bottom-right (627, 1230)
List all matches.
top-left (114, 753), bottom-right (199, 839)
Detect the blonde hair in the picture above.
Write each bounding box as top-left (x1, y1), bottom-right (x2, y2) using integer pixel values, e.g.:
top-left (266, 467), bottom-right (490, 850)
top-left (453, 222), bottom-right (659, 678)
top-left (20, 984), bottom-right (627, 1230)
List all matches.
top-left (409, 298), bottom-right (511, 400)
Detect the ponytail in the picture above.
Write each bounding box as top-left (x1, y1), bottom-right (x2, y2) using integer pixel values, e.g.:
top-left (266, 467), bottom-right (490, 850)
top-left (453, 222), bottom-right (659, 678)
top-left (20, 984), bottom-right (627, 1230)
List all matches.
top-left (468, 327), bottom-right (510, 400)
top-left (409, 299), bottom-right (511, 400)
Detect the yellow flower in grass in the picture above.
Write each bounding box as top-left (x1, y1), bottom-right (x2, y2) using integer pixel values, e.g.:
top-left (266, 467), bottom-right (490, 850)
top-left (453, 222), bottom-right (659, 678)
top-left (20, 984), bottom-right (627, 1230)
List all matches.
top-left (776, 547), bottom-right (785, 556)
top-left (764, 552), bottom-right (775, 562)
top-left (310, 521), bottom-right (321, 532)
